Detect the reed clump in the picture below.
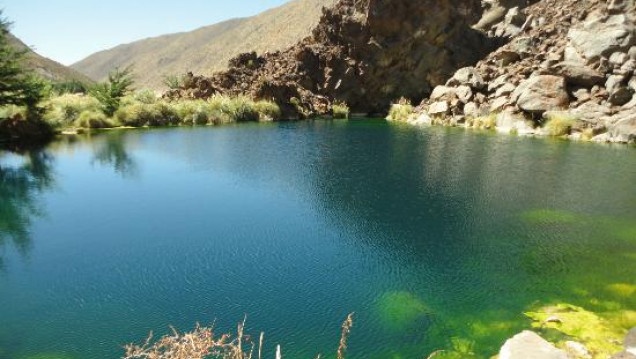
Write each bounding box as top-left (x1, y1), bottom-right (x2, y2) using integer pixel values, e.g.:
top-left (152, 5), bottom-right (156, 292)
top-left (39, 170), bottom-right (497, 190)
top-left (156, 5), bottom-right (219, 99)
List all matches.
top-left (123, 314), bottom-right (354, 359)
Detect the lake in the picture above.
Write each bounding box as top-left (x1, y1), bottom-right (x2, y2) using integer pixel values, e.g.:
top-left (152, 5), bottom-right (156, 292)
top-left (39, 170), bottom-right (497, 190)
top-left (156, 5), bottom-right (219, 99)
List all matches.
top-left (0, 119), bottom-right (635, 359)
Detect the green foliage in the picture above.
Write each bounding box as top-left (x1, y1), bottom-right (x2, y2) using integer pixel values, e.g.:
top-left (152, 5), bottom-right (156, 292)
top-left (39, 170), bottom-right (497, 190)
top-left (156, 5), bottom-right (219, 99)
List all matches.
top-left (467, 113), bottom-right (497, 130)
top-left (51, 80), bottom-right (88, 95)
top-left (332, 102), bottom-right (350, 119)
top-left (525, 304), bottom-right (625, 358)
top-left (163, 74), bottom-right (184, 90)
top-left (90, 66), bottom-right (134, 116)
top-left (386, 98), bottom-right (414, 122)
top-left (543, 113), bottom-right (578, 136)
top-left (132, 89), bottom-right (157, 104)
top-left (42, 94), bottom-right (101, 128)
top-left (75, 109), bottom-right (116, 129)
top-left (254, 100), bottom-right (281, 121)
top-left (0, 12), bottom-right (46, 117)
top-left (115, 102), bottom-right (179, 127)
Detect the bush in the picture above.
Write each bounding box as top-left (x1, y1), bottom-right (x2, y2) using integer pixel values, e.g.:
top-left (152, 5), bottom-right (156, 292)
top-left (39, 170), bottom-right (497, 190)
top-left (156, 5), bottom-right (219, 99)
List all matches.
top-left (133, 89), bottom-right (158, 104)
top-left (254, 100), bottom-right (281, 121)
top-left (75, 109), bottom-right (116, 129)
top-left (90, 66), bottom-right (134, 116)
top-left (115, 102), bottom-right (179, 127)
top-left (333, 102), bottom-right (350, 119)
top-left (543, 113), bottom-right (578, 136)
top-left (0, 105), bottom-right (27, 120)
top-left (42, 94), bottom-right (101, 128)
top-left (468, 113), bottom-right (497, 130)
top-left (386, 98), bottom-right (414, 122)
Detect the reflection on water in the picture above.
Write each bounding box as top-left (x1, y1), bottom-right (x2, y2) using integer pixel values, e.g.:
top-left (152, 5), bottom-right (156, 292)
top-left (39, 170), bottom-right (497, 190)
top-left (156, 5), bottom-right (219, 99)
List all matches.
top-left (0, 149), bottom-right (54, 270)
top-left (0, 121), bottom-right (634, 359)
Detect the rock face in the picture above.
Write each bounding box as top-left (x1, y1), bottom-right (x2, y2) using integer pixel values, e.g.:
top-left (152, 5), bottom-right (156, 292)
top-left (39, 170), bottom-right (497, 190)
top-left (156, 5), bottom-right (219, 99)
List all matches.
top-left (415, 0), bottom-right (636, 143)
top-left (512, 75), bottom-right (569, 112)
top-left (499, 331), bottom-right (569, 359)
top-left (166, 0), bottom-right (494, 118)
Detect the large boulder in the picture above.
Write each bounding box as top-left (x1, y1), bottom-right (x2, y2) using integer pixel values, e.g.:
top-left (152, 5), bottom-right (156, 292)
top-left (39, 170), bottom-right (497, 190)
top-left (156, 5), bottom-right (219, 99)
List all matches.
top-left (607, 113), bottom-right (636, 143)
top-left (567, 14), bottom-right (636, 62)
top-left (553, 62), bottom-right (606, 87)
top-left (499, 331), bottom-right (569, 359)
top-left (512, 75), bottom-right (570, 113)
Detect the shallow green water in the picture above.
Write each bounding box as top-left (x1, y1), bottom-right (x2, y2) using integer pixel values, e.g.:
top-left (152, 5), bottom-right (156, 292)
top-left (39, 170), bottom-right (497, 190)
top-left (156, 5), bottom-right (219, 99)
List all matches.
top-left (0, 120), bottom-right (635, 359)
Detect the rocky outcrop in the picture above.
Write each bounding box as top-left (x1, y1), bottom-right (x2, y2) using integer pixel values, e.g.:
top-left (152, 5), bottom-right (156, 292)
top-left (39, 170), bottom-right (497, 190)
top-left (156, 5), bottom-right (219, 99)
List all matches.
top-left (499, 331), bottom-right (569, 359)
top-left (165, 0), bottom-right (495, 118)
top-left (413, 0), bottom-right (636, 144)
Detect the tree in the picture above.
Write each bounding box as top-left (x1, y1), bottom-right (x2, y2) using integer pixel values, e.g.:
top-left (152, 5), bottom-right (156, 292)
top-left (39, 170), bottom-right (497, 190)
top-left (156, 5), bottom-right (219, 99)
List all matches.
top-left (0, 11), bottom-right (46, 117)
top-left (90, 66), bottom-right (134, 116)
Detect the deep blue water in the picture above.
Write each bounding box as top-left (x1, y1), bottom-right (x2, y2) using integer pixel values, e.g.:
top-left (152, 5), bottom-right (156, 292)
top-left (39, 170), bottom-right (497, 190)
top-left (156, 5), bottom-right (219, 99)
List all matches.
top-left (0, 120), bottom-right (635, 359)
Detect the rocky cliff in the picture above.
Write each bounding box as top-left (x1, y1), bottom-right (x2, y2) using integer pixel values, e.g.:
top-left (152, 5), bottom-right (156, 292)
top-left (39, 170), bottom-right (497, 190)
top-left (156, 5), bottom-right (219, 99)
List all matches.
top-left (167, 0), bottom-right (636, 143)
top-left (413, 0), bottom-right (636, 143)
top-left (166, 0), bottom-right (498, 117)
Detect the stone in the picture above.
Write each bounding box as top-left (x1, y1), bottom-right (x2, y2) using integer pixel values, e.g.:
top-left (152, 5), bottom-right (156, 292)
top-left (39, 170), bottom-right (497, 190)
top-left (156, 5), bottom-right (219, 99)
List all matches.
top-left (620, 60), bottom-right (636, 74)
top-left (567, 14), bottom-right (636, 61)
top-left (431, 86), bottom-right (456, 101)
top-left (495, 83), bottom-right (517, 97)
top-left (573, 102), bottom-right (613, 121)
top-left (499, 331), bottom-right (569, 359)
top-left (491, 96), bottom-right (511, 112)
top-left (456, 85), bottom-right (473, 103)
top-left (428, 101), bottom-right (450, 115)
top-left (565, 341), bottom-right (591, 359)
top-left (505, 7), bottom-right (526, 27)
top-left (607, 75), bottom-right (627, 93)
top-left (608, 0), bottom-right (628, 14)
top-left (607, 113), bottom-right (636, 143)
top-left (463, 102), bottom-right (480, 117)
top-left (512, 75), bottom-right (569, 112)
top-left (408, 113), bottom-right (432, 126)
top-left (451, 67), bottom-right (486, 90)
top-left (629, 46), bottom-right (636, 60)
top-left (564, 46), bottom-right (587, 64)
top-left (626, 326), bottom-right (636, 349)
top-left (609, 87), bottom-right (635, 106)
top-left (512, 37), bottom-right (534, 54)
top-left (496, 111), bottom-right (535, 135)
top-left (610, 52), bottom-right (629, 67)
top-left (496, 50), bottom-right (522, 66)
top-left (610, 352), bottom-right (636, 359)
top-left (572, 88), bottom-right (591, 102)
top-left (630, 77), bottom-right (636, 91)
top-left (554, 62), bottom-right (606, 87)
top-left (489, 75), bottom-right (512, 92)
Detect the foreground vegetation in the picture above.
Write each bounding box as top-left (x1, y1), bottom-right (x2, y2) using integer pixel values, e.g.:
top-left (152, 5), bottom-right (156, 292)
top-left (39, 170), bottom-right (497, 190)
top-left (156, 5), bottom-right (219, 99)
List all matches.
top-left (124, 314), bottom-right (354, 359)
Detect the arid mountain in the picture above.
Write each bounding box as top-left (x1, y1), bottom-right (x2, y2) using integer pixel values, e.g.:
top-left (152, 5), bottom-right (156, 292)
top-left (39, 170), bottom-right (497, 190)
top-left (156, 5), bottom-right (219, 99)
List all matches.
top-left (8, 34), bottom-right (93, 84)
top-left (71, 0), bottom-right (336, 89)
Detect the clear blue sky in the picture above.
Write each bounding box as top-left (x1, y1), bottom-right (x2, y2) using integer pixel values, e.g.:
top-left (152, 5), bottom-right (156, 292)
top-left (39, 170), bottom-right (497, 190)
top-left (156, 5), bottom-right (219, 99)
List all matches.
top-left (1, 0), bottom-right (290, 65)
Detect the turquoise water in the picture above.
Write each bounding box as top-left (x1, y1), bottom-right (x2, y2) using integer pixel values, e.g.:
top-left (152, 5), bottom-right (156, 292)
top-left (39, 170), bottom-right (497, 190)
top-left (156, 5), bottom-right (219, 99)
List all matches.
top-left (0, 120), bottom-right (635, 359)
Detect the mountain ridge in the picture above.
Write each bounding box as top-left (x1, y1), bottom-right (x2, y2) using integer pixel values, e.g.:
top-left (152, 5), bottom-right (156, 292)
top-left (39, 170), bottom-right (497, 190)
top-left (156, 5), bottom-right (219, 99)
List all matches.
top-left (71, 0), bottom-right (336, 89)
top-left (8, 34), bottom-right (93, 84)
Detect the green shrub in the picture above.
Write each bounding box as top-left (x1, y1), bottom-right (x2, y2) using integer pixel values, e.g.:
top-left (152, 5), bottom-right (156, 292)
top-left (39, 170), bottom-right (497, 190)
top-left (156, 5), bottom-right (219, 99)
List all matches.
top-left (133, 89), bottom-right (158, 104)
top-left (332, 102), bottom-right (350, 119)
top-left (468, 113), bottom-right (497, 130)
top-left (543, 113), bottom-right (578, 136)
top-left (43, 94), bottom-right (101, 127)
top-left (0, 105), bottom-right (27, 120)
top-left (90, 66), bottom-right (135, 116)
top-left (75, 109), bottom-right (116, 129)
top-left (115, 103), bottom-right (179, 127)
top-left (174, 100), bottom-right (213, 125)
top-left (386, 98), bottom-right (414, 122)
top-left (254, 100), bottom-right (281, 121)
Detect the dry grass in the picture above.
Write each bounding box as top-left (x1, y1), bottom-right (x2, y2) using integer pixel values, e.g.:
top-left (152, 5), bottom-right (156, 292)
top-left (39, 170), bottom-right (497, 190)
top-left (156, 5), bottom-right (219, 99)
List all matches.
top-left (386, 98), bottom-right (414, 122)
top-left (123, 314), bottom-right (354, 359)
top-left (466, 113), bottom-right (497, 130)
top-left (543, 113), bottom-right (578, 136)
